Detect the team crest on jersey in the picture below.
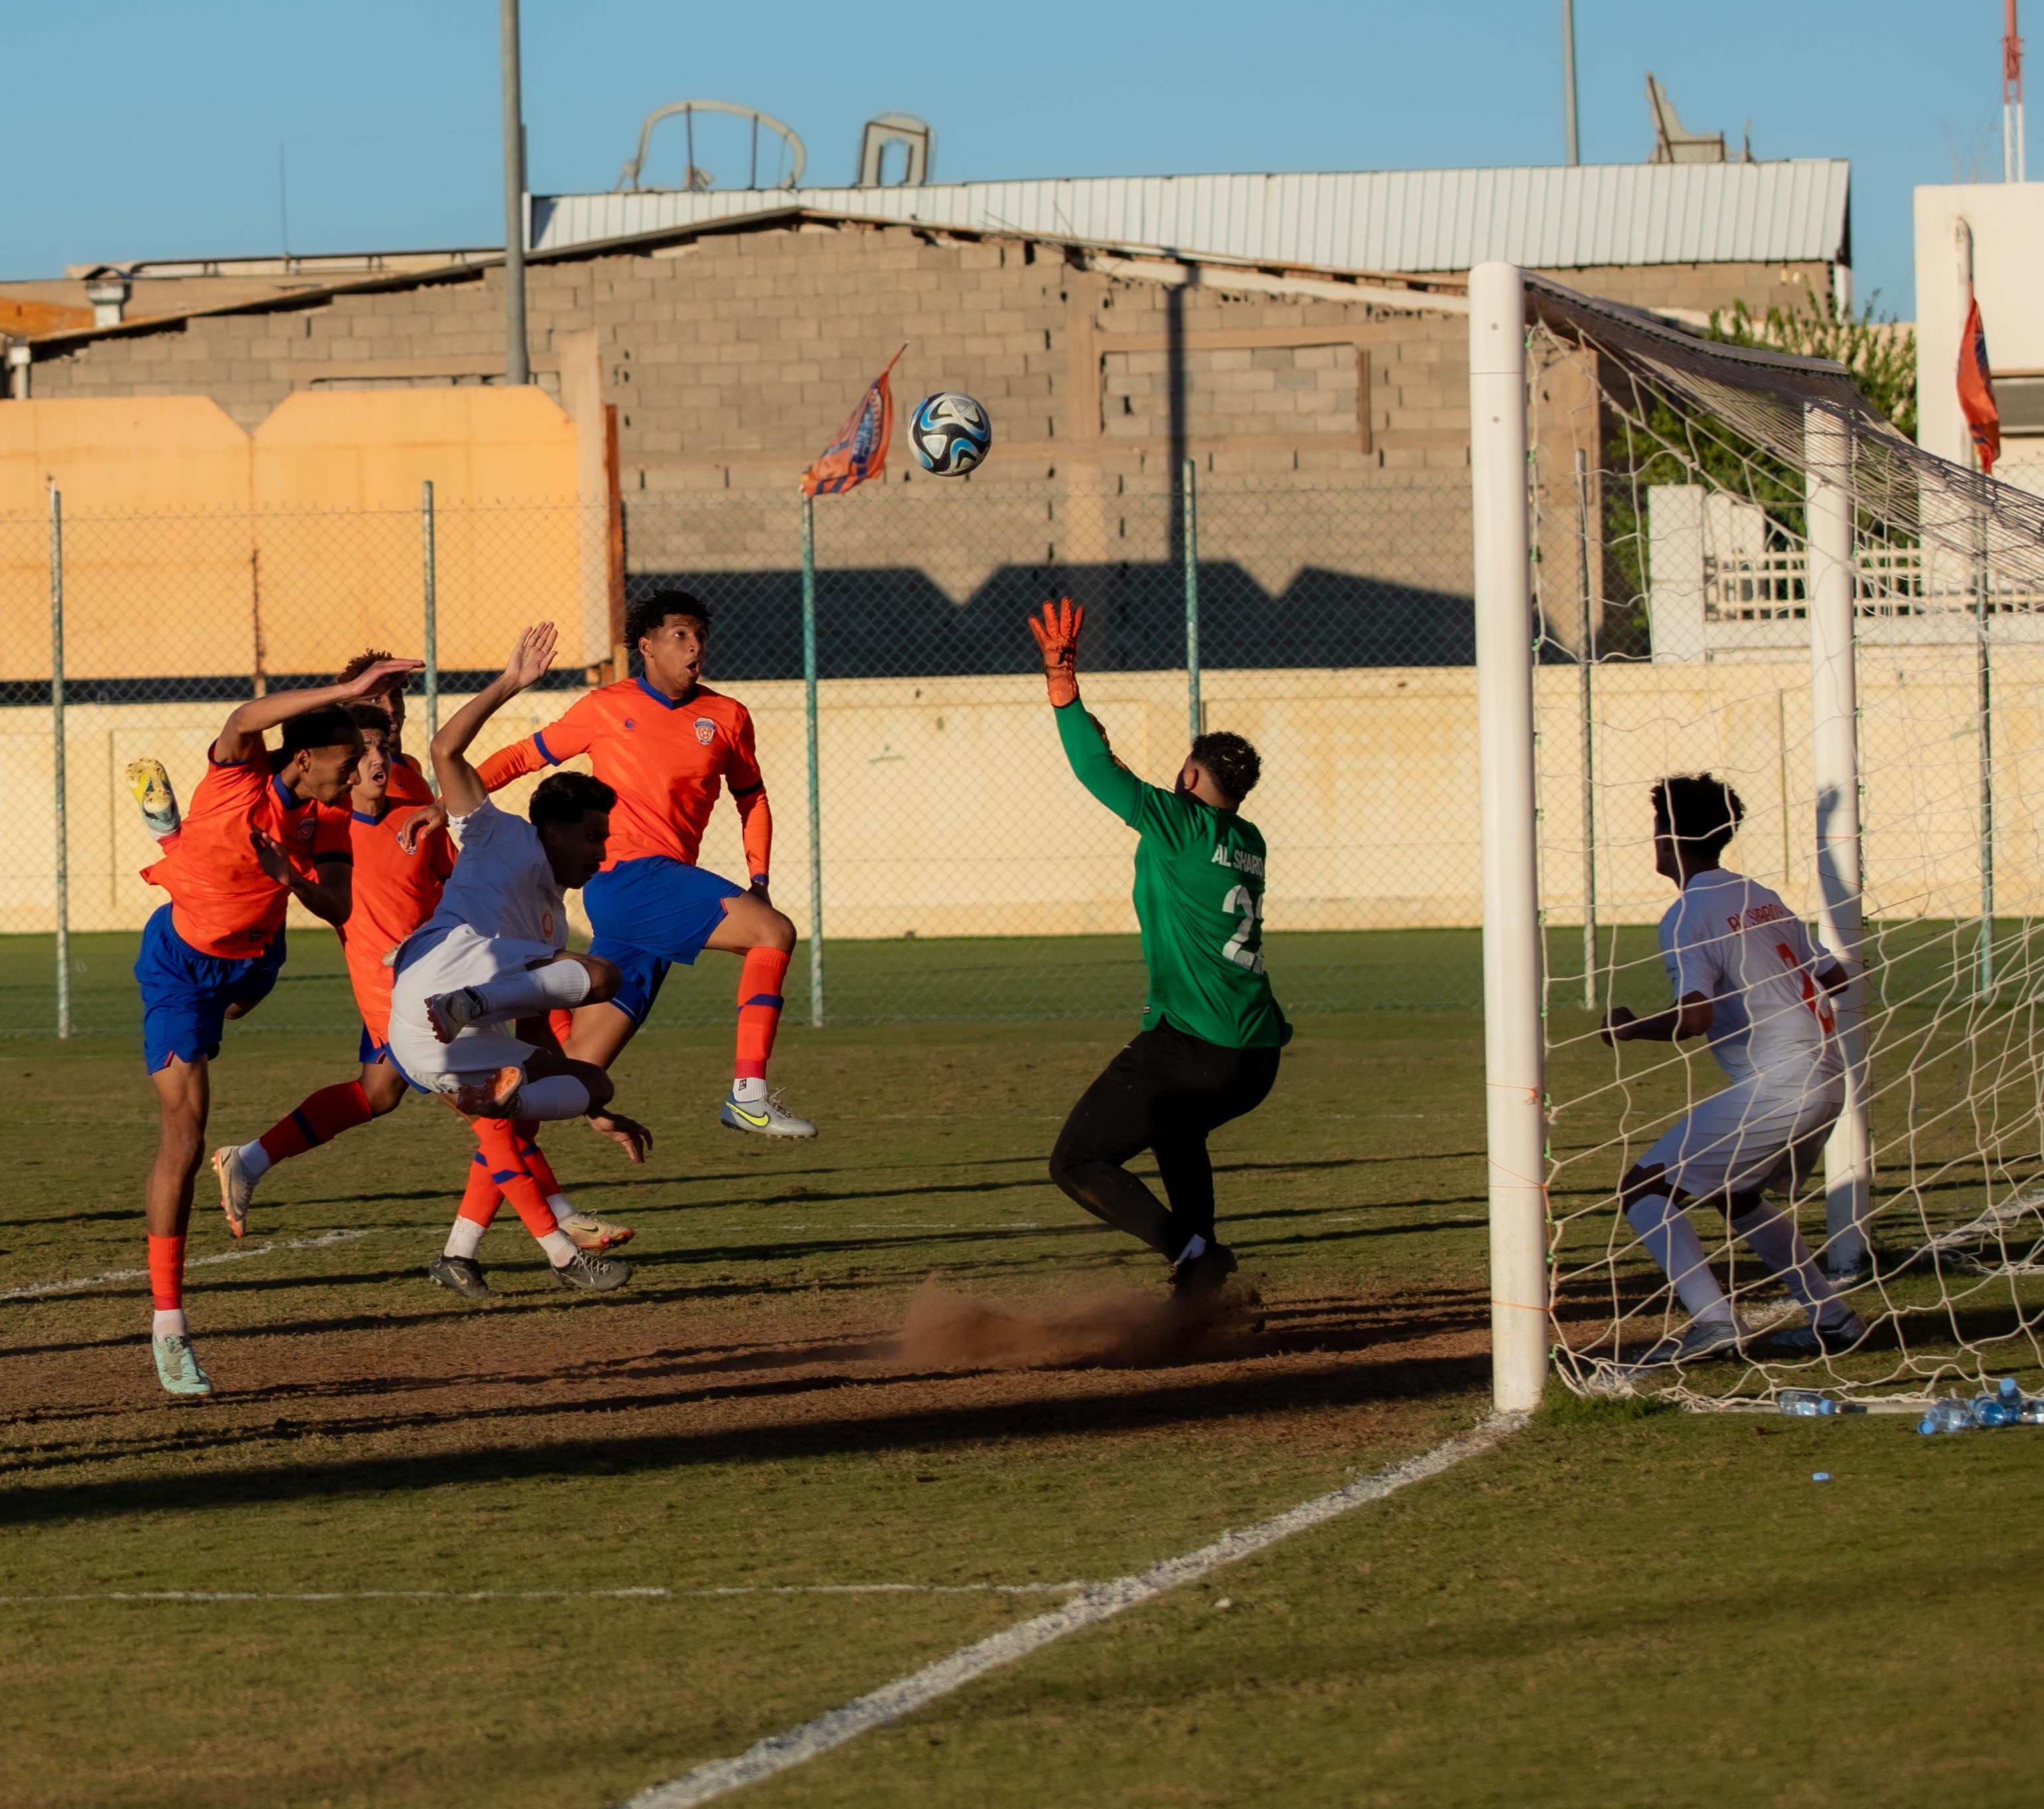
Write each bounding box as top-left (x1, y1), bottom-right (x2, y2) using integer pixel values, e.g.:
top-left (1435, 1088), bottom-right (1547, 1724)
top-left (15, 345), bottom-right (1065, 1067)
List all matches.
top-left (296, 818), bottom-right (316, 843)
top-left (693, 717), bottom-right (716, 746)
top-left (540, 910), bottom-right (555, 939)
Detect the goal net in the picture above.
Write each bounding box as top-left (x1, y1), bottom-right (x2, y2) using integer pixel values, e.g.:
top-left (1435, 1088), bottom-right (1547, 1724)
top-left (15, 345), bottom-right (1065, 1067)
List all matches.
top-left (1475, 266), bottom-right (2044, 1410)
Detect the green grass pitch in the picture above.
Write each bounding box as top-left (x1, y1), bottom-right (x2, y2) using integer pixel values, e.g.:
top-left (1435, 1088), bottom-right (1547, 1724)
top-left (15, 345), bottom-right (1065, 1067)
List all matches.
top-left (5, 996), bottom-right (2044, 1806)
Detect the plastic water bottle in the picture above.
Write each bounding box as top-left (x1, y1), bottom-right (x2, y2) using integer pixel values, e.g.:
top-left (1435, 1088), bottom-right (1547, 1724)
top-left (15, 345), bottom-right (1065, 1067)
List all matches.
top-left (1971, 1395), bottom-right (2020, 1428)
top-left (1918, 1400), bottom-right (1972, 1435)
top-left (1998, 1377), bottom-right (2024, 1415)
top-left (1780, 1390), bottom-right (1829, 1418)
top-left (2021, 1397), bottom-right (2044, 1426)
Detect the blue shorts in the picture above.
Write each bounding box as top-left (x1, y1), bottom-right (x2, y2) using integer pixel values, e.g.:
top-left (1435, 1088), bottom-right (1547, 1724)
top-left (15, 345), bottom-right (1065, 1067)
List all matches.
top-left (135, 904), bottom-right (287, 1073)
top-left (583, 856), bottom-right (743, 1026)
top-left (358, 1024), bottom-right (393, 1066)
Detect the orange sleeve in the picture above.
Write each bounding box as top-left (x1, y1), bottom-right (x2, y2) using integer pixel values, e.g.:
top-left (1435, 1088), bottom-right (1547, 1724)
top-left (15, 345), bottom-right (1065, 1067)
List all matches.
top-left (728, 708), bottom-right (771, 884)
top-left (313, 805), bottom-right (354, 861)
top-left (476, 692), bottom-right (603, 792)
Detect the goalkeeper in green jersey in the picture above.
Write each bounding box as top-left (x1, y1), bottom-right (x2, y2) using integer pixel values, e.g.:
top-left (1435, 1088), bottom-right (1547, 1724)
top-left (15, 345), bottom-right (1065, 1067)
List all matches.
top-left (1027, 598), bottom-right (1292, 1297)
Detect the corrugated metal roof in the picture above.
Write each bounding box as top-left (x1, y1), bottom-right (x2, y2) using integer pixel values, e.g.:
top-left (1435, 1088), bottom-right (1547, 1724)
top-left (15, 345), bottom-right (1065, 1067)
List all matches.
top-left (529, 161), bottom-right (1851, 273)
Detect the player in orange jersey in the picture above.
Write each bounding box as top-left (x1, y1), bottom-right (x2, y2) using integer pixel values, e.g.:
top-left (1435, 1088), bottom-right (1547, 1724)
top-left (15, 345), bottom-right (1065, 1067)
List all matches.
top-left (134, 657), bottom-right (419, 1397)
top-left (209, 700), bottom-right (635, 1257)
top-left (475, 589), bottom-right (815, 1137)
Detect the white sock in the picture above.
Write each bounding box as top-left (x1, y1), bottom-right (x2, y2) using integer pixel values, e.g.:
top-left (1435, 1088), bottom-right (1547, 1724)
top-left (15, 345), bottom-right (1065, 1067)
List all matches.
top-left (238, 1140), bottom-right (272, 1180)
top-left (540, 1228), bottom-right (578, 1265)
top-left (1626, 1193), bottom-right (1733, 1323)
top-left (1730, 1205), bottom-right (1845, 1325)
top-left (466, 960), bottom-right (591, 1025)
top-left (514, 1075), bottom-right (591, 1120)
top-left (732, 1075), bottom-right (768, 1105)
top-left (152, 1307), bottom-right (188, 1338)
top-left (548, 1193), bottom-right (577, 1225)
top-left (443, 1218), bottom-right (486, 1261)
top-left (1174, 1232), bottom-right (1208, 1266)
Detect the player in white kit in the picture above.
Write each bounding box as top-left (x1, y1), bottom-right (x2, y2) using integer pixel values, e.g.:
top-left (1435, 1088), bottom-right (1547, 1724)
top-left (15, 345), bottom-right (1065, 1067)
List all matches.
top-left (387, 625), bottom-right (652, 1290)
top-left (1601, 774), bottom-right (1867, 1364)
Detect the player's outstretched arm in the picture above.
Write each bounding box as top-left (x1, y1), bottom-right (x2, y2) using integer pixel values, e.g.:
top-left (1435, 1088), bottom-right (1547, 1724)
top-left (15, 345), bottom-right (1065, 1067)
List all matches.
top-left (433, 623), bottom-right (558, 816)
top-left (1029, 599), bottom-right (1142, 821)
top-left (213, 657), bottom-right (423, 764)
top-left (1601, 992), bottom-right (1714, 1046)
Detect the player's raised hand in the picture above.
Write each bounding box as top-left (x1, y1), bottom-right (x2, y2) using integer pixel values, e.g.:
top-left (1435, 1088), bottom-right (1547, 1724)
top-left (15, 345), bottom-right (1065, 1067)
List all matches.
top-left (588, 1110), bottom-right (653, 1164)
top-left (338, 656), bottom-right (425, 700)
top-left (502, 622), bottom-right (559, 692)
top-left (1027, 596), bottom-right (1084, 707)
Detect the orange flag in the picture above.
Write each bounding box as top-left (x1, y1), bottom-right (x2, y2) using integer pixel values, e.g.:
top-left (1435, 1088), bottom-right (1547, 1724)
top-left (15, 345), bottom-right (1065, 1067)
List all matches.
top-left (801, 346), bottom-right (906, 497)
top-left (1959, 292), bottom-right (2001, 475)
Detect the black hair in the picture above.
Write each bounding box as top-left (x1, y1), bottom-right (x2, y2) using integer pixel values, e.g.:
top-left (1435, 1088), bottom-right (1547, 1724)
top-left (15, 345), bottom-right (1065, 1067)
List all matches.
top-left (1190, 730), bottom-right (1262, 805)
top-left (281, 706), bottom-right (364, 755)
top-left (344, 701), bottom-right (393, 736)
top-left (625, 588), bottom-right (712, 651)
top-left (530, 770), bottom-right (617, 829)
top-left (337, 649), bottom-right (403, 688)
top-left (1653, 772), bottom-right (1745, 857)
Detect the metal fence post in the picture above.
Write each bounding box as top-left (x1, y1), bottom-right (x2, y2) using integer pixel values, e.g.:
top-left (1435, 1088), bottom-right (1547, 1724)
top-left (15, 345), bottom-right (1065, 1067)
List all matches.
top-left (1573, 447), bottom-right (1597, 1010)
top-left (421, 480), bottom-right (440, 748)
top-left (1182, 456), bottom-right (1202, 740)
top-left (1976, 501), bottom-right (1995, 998)
top-left (801, 494), bottom-right (825, 1029)
top-left (49, 486), bottom-right (69, 1041)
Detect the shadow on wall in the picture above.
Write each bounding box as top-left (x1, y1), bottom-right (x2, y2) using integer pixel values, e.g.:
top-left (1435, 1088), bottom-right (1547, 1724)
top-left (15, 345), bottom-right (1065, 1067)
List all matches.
top-left (634, 560), bottom-right (1479, 681)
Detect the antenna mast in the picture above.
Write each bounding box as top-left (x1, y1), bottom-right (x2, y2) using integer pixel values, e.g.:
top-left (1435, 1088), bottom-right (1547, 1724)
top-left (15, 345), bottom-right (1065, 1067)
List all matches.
top-left (2006, 0), bottom-right (2026, 182)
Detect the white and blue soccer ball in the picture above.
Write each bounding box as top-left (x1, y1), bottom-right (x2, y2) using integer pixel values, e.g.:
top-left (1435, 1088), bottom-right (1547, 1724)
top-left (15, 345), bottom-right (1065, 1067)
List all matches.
top-left (909, 391), bottom-right (993, 476)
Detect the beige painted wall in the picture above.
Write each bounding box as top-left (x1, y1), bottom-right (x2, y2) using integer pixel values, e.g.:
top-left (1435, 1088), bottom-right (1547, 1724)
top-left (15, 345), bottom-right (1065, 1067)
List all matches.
top-left (5, 651), bottom-right (2035, 945)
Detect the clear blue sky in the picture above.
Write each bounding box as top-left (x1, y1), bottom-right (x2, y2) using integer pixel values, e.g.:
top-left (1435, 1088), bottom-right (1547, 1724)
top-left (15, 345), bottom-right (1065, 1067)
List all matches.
top-left (3, 1), bottom-right (2017, 317)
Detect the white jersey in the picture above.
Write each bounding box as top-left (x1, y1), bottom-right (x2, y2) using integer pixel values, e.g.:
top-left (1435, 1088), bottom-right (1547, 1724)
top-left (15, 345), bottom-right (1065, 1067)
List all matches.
top-left (1659, 867), bottom-right (1841, 1086)
top-left (404, 798), bottom-right (567, 962)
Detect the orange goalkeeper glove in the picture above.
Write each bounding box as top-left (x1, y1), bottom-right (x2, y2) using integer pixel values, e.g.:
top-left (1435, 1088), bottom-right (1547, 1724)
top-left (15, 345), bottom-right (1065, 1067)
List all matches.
top-left (1027, 597), bottom-right (1085, 708)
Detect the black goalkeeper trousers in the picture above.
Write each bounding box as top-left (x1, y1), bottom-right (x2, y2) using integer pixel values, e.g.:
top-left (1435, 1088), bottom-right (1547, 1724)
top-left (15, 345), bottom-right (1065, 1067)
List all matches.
top-left (1049, 1021), bottom-right (1281, 1260)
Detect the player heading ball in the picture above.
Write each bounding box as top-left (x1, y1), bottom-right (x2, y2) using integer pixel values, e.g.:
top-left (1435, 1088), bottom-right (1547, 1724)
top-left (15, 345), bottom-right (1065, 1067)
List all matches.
top-left (1027, 598), bottom-right (1290, 1297)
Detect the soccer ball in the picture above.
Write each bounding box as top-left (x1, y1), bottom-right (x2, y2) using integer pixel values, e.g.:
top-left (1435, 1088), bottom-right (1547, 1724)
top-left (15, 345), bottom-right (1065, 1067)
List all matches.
top-left (909, 392), bottom-right (993, 476)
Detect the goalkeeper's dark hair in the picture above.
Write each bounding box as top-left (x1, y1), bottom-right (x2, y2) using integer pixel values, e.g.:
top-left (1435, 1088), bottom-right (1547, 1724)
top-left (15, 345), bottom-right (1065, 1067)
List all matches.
top-left (337, 649), bottom-right (406, 688)
top-left (530, 770), bottom-right (617, 828)
top-left (281, 706), bottom-right (363, 754)
top-left (344, 701), bottom-right (392, 736)
top-left (1653, 772), bottom-right (1744, 857)
top-left (1191, 730), bottom-right (1262, 806)
top-left (625, 588), bottom-right (712, 650)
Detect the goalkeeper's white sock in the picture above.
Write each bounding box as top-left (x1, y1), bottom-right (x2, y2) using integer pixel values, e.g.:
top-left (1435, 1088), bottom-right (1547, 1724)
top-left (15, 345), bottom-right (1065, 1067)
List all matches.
top-left (1730, 1204), bottom-right (1845, 1324)
top-left (1627, 1192), bottom-right (1733, 1323)
top-left (463, 960), bottom-right (593, 1025)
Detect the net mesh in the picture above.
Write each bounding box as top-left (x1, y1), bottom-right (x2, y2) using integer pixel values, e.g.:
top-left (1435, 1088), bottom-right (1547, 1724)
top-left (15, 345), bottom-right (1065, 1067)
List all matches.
top-left (1525, 276), bottom-right (2044, 1408)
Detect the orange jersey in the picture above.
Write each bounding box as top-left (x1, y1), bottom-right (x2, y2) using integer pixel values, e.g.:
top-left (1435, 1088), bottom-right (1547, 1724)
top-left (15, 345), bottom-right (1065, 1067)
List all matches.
top-left (476, 679), bottom-right (771, 879)
top-left (144, 753), bottom-right (352, 958)
top-left (338, 800), bottom-right (455, 1039)
top-left (386, 751), bottom-right (435, 807)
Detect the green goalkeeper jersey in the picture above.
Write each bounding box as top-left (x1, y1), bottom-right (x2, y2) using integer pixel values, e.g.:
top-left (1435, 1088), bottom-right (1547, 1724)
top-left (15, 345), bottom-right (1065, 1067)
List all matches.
top-left (1055, 702), bottom-right (1291, 1051)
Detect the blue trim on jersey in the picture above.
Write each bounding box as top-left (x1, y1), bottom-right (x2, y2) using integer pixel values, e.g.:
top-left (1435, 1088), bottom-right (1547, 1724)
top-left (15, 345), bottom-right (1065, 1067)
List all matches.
top-left (358, 1023), bottom-right (393, 1066)
top-left (534, 728), bottom-right (560, 766)
top-left (271, 774), bottom-right (296, 809)
top-left (633, 676), bottom-right (688, 711)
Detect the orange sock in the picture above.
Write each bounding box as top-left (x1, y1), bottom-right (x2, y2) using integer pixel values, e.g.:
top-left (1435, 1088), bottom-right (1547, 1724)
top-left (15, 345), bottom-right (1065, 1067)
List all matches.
top-left (257, 1081), bottom-right (372, 1166)
top-left (514, 1120), bottom-right (565, 1200)
top-left (548, 1008), bottom-right (577, 1049)
top-left (457, 1147), bottom-right (505, 1229)
top-left (471, 1118), bottom-right (559, 1241)
top-left (734, 946), bottom-right (790, 1082)
top-left (147, 1234), bottom-right (185, 1311)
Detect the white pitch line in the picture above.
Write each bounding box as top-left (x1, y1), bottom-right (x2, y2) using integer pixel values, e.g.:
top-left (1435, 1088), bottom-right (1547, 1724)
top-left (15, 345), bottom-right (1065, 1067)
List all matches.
top-left (0, 1582), bottom-right (1096, 1607)
top-left (624, 1413), bottom-right (1524, 1809)
top-left (0, 1228), bottom-right (372, 1303)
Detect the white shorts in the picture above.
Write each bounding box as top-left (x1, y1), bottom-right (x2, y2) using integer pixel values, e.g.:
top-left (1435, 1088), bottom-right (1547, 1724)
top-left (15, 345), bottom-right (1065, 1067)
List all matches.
top-left (387, 922), bottom-right (560, 1096)
top-left (1643, 1070), bottom-right (1845, 1203)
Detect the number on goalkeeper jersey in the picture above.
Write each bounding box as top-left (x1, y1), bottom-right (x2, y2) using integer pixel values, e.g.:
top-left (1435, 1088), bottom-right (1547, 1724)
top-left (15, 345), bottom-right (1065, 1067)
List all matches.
top-left (1223, 884), bottom-right (1265, 973)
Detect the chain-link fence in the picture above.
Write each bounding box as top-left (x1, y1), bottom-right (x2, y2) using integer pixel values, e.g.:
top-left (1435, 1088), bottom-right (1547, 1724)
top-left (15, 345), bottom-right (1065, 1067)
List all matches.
top-left (1, 469), bottom-right (1481, 1037)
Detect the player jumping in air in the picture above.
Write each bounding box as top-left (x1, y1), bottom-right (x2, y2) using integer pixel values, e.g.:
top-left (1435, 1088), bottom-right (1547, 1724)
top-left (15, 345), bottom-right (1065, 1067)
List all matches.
top-left (207, 700), bottom-right (634, 1261)
top-left (1601, 774), bottom-right (1867, 1364)
top-left (387, 622), bottom-right (651, 1297)
top-left (1027, 598), bottom-right (1290, 1295)
top-left (134, 656), bottom-right (418, 1396)
top-left (473, 589), bottom-right (813, 1137)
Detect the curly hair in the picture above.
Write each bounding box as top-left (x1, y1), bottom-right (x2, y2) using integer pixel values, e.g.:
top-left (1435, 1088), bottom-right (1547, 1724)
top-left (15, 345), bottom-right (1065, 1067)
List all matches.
top-left (1652, 772), bottom-right (1745, 857)
top-left (624, 589), bottom-right (711, 651)
top-left (1190, 730), bottom-right (1263, 805)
